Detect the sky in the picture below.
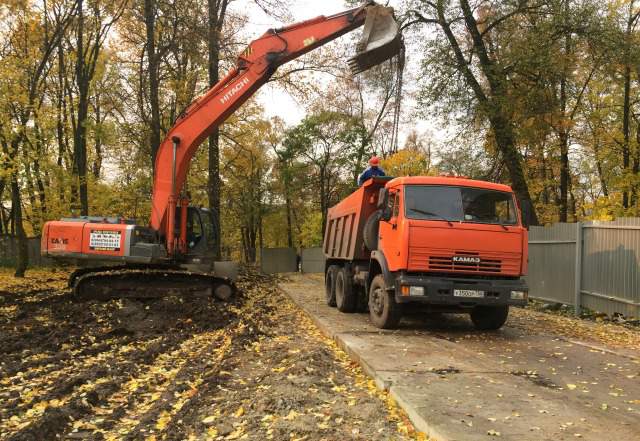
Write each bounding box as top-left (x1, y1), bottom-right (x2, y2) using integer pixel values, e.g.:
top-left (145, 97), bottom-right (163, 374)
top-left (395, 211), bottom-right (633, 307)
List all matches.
top-left (227, 0), bottom-right (445, 148)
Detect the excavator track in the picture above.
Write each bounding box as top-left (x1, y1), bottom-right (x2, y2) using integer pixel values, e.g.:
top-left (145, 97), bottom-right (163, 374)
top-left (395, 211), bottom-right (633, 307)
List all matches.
top-left (69, 266), bottom-right (234, 301)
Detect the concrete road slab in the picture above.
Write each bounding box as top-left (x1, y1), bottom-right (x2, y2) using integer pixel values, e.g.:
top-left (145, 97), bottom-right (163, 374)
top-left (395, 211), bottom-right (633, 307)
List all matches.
top-left (280, 274), bottom-right (640, 441)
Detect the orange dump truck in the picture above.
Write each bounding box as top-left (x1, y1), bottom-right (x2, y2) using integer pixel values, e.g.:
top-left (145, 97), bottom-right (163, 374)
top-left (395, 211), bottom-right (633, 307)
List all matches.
top-left (323, 176), bottom-right (530, 329)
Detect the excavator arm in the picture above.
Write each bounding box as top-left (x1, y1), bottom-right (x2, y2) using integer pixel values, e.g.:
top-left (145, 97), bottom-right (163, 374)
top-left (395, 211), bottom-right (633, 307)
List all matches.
top-left (150, 2), bottom-right (401, 254)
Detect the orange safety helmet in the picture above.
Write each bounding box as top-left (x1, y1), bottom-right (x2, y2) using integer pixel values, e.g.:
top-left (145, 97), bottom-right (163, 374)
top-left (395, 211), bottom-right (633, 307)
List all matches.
top-left (369, 156), bottom-right (381, 166)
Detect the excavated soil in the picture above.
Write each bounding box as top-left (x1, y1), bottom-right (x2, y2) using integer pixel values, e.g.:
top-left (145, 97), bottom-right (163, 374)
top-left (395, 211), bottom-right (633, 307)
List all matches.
top-left (0, 268), bottom-right (418, 441)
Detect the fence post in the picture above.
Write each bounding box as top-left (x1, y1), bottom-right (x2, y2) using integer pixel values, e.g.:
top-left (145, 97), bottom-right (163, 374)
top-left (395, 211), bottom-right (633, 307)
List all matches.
top-left (574, 222), bottom-right (582, 316)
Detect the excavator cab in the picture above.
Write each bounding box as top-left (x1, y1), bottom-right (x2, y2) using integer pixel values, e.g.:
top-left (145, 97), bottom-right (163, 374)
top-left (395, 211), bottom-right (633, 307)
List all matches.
top-left (348, 4), bottom-right (402, 74)
top-left (174, 206), bottom-right (237, 283)
top-left (174, 206), bottom-right (216, 254)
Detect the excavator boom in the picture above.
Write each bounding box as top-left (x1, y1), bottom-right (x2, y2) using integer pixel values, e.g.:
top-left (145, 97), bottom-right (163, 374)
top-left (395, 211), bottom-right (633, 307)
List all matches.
top-left (150, 2), bottom-right (401, 251)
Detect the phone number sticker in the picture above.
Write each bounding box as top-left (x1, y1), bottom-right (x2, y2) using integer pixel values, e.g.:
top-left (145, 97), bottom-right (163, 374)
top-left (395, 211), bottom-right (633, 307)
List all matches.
top-left (89, 230), bottom-right (121, 251)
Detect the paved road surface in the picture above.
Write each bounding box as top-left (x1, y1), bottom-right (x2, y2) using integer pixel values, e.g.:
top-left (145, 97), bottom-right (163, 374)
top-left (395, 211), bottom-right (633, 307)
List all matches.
top-left (280, 274), bottom-right (640, 441)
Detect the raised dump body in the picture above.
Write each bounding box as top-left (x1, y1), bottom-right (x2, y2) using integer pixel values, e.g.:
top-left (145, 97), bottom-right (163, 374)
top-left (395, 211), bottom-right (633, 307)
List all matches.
top-left (322, 175), bottom-right (530, 330)
top-left (324, 177), bottom-right (391, 261)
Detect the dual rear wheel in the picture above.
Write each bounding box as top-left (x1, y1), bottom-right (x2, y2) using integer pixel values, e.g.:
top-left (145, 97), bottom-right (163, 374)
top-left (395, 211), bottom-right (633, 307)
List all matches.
top-left (326, 265), bottom-right (357, 312)
top-left (325, 266), bottom-right (400, 328)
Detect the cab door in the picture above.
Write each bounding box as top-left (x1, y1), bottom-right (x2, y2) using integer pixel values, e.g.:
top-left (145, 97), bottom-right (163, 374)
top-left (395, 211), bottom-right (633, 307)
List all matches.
top-left (378, 188), bottom-right (403, 270)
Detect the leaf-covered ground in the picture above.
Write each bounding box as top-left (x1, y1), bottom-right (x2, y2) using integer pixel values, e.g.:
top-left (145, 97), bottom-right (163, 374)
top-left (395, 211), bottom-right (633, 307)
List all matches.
top-left (0, 268), bottom-right (423, 441)
top-left (508, 304), bottom-right (640, 353)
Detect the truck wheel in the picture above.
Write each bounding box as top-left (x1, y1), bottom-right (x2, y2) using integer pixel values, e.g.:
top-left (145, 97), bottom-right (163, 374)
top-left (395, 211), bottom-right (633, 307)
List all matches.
top-left (335, 267), bottom-right (357, 313)
top-left (470, 305), bottom-right (509, 330)
top-left (363, 210), bottom-right (382, 251)
top-left (325, 265), bottom-right (338, 307)
top-left (368, 274), bottom-right (402, 329)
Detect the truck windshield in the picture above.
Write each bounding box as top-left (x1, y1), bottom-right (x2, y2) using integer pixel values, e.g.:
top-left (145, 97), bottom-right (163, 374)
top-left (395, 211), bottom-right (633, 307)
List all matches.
top-left (404, 185), bottom-right (518, 225)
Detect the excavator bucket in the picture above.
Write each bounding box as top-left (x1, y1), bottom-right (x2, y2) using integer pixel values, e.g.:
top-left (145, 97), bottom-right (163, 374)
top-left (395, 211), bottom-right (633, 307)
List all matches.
top-left (348, 5), bottom-right (401, 75)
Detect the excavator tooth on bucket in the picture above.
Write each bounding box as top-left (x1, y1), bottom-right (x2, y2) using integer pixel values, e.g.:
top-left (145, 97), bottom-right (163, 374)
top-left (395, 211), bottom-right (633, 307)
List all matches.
top-left (348, 4), bottom-right (401, 75)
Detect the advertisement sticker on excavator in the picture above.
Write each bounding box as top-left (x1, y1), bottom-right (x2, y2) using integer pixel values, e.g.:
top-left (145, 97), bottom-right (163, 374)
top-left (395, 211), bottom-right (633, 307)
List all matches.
top-left (89, 230), bottom-right (122, 251)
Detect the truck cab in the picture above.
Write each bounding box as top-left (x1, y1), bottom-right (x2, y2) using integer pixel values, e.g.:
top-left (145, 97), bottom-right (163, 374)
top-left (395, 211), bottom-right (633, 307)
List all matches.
top-left (323, 176), bottom-right (529, 330)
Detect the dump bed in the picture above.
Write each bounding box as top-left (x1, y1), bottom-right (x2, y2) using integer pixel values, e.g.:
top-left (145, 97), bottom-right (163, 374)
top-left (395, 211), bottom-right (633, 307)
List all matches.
top-left (323, 177), bottom-right (391, 261)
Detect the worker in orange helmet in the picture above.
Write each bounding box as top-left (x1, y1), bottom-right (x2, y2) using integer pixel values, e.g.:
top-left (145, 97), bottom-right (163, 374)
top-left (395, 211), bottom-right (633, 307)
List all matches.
top-left (357, 155), bottom-right (386, 186)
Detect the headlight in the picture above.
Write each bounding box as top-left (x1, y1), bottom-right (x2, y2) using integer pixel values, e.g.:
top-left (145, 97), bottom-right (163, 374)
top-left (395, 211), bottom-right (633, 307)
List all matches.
top-left (409, 286), bottom-right (425, 296)
top-left (510, 290), bottom-right (527, 300)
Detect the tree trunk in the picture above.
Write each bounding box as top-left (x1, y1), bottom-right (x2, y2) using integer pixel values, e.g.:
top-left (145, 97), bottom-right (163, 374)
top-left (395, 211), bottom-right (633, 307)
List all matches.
top-left (592, 140), bottom-right (609, 197)
top-left (540, 147), bottom-right (550, 205)
top-left (208, 130), bottom-right (221, 257)
top-left (33, 158), bottom-right (47, 220)
top-left (145, 0), bottom-right (161, 170)
top-left (621, 2), bottom-right (635, 208)
top-left (73, 0), bottom-right (89, 216)
top-left (11, 177), bottom-right (28, 277)
top-left (33, 122), bottom-right (48, 220)
top-left (0, 179), bottom-right (5, 235)
top-left (559, 129), bottom-right (569, 222)
top-left (207, 0), bottom-right (229, 260)
top-left (632, 121), bottom-right (640, 210)
top-left (285, 193), bottom-right (293, 248)
top-left (556, 0), bottom-right (572, 222)
top-left (23, 161), bottom-right (39, 230)
top-left (488, 112), bottom-right (539, 225)
top-left (56, 43), bottom-right (67, 203)
top-left (319, 165), bottom-right (329, 234)
top-left (93, 95), bottom-right (102, 178)
top-left (74, 90), bottom-right (89, 215)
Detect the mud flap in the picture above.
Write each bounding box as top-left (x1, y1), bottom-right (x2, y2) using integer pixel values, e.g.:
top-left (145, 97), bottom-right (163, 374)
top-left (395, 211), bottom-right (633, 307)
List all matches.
top-left (348, 5), bottom-right (401, 74)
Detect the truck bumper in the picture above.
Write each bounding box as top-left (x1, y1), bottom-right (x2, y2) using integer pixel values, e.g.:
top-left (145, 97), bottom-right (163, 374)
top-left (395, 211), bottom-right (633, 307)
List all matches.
top-left (394, 273), bottom-right (528, 307)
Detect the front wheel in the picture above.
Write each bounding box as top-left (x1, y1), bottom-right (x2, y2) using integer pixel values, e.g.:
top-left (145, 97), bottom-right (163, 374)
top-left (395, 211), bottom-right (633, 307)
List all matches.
top-left (368, 274), bottom-right (402, 329)
top-left (470, 305), bottom-right (509, 330)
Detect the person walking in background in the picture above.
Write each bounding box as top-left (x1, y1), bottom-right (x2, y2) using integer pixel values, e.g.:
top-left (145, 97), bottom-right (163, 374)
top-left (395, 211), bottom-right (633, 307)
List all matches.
top-left (357, 156), bottom-right (386, 186)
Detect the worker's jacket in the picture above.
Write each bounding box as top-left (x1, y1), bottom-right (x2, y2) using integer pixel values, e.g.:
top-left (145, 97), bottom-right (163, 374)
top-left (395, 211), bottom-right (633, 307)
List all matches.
top-left (357, 166), bottom-right (386, 186)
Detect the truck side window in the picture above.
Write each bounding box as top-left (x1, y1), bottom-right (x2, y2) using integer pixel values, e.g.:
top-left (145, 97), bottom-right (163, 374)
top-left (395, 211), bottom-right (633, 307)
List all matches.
top-left (393, 192), bottom-right (400, 218)
top-left (388, 191), bottom-right (399, 218)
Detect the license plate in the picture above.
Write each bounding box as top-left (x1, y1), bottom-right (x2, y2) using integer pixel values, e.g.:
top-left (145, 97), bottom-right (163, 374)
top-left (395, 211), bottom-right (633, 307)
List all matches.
top-left (453, 289), bottom-right (484, 298)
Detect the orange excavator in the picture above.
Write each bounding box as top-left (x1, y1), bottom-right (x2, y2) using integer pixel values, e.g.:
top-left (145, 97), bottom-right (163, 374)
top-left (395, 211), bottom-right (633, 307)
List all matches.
top-left (41, 2), bottom-right (402, 299)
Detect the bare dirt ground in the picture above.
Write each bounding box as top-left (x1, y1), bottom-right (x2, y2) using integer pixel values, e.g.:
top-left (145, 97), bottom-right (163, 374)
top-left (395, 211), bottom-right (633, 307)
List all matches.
top-left (0, 268), bottom-right (423, 441)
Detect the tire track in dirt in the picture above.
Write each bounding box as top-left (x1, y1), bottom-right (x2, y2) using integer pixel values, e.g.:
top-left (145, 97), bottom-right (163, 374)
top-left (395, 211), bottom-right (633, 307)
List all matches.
top-left (107, 332), bottom-right (233, 440)
top-left (0, 269), bottom-right (422, 441)
top-left (2, 317), bottom-right (238, 440)
top-left (0, 269), bottom-right (240, 441)
top-left (0, 336), bottom-right (163, 425)
top-left (120, 295), bottom-right (276, 441)
top-left (2, 323), bottom-right (236, 440)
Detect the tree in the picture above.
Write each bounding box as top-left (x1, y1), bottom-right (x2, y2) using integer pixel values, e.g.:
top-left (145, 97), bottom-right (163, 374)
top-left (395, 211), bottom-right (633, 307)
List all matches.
top-left (0, 1), bottom-right (75, 276)
top-left (206, 0), bottom-right (232, 260)
top-left (71, 0), bottom-right (125, 215)
top-left (408, 0), bottom-right (544, 224)
top-left (283, 111), bottom-right (360, 233)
